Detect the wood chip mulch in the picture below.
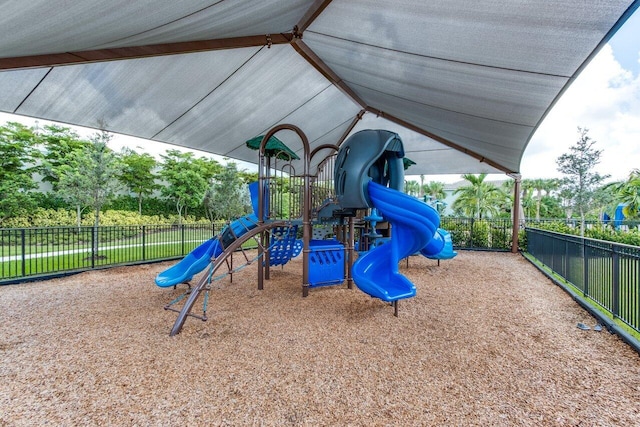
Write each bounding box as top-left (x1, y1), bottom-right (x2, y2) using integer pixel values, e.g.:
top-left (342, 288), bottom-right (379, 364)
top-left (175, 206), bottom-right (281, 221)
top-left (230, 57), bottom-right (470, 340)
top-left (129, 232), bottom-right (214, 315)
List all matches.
top-left (1, 251), bottom-right (639, 426)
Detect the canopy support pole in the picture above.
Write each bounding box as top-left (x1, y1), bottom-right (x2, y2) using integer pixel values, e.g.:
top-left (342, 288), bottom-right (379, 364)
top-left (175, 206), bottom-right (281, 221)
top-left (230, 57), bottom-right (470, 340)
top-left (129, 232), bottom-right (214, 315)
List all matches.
top-left (510, 173), bottom-right (522, 253)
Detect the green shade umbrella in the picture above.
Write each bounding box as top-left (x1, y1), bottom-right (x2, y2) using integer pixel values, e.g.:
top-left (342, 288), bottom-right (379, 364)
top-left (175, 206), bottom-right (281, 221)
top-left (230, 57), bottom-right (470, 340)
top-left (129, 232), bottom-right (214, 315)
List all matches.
top-left (403, 157), bottom-right (416, 170)
top-left (246, 135), bottom-right (300, 161)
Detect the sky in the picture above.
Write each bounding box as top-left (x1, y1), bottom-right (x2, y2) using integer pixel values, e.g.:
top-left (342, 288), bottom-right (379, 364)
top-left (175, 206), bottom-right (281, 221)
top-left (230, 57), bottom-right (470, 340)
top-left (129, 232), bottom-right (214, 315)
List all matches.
top-left (1, 8), bottom-right (639, 185)
top-left (518, 8), bottom-right (640, 184)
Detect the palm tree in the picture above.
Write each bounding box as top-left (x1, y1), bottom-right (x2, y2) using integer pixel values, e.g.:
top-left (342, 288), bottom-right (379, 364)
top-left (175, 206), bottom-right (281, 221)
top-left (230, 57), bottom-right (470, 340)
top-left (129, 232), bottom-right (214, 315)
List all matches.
top-left (423, 181), bottom-right (446, 201)
top-left (422, 181), bottom-right (447, 213)
top-left (501, 179), bottom-right (514, 194)
top-left (530, 178), bottom-right (545, 220)
top-left (531, 178), bottom-right (559, 219)
top-left (452, 173), bottom-right (506, 219)
top-left (520, 191), bottom-right (535, 218)
top-left (612, 169), bottom-right (640, 219)
top-left (404, 180), bottom-right (420, 197)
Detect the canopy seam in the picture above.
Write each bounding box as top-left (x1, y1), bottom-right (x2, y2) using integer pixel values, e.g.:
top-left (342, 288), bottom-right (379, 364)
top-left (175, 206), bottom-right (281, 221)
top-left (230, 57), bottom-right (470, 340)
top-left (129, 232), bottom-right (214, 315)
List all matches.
top-left (84, 1), bottom-right (227, 50)
top-left (306, 30), bottom-right (571, 79)
top-left (151, 46), bottom-right (265, 139)
top-left (13, 68), bottom-right (53, 114)
top-left (348, 80), bottom-right (536, 128)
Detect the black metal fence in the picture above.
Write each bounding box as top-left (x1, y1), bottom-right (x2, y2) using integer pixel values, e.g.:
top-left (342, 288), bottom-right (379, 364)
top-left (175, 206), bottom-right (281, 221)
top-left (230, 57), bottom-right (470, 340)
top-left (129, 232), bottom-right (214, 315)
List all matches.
top-left (2, 218), bottom-right (516, 284)
top-left (441, 217), bottom-right (514, 251)
top-left (0, 223), bottom-right (218, 284)
top-left (526, 227), bottom-right (640, 334)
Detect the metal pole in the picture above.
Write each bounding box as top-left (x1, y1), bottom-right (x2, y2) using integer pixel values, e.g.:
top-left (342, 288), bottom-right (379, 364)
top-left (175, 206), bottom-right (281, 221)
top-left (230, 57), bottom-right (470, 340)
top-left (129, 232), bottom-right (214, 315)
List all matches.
top-left (91, 226), bottom-right (96, 269)
top-left (142, 225), bottom-right (146, 261)
top-left (257, 146), bottom-right (265, 291)
top-left (347, 216), bottom-right (354, 289)
top-left (510, 173), bottom-right (521, 253)
top-left (181, 224), bottom-right (185, 256)
top-left (264, 156), bottom-right (271, 281)
top-left (258, 124), bottom-right (311, 297)
top-left (21, 229), bottom-right (26, 278)
top-left (612, 245), bottom-right (619, 318)
top-left (583, 237), bottom-right (589, 297)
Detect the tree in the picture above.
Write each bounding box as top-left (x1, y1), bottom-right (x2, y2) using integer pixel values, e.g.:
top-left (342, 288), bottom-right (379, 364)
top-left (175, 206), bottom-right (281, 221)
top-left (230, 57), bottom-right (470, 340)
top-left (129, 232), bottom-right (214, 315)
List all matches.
top-left (452, 173), bottom-right (506, 219)
top-left (556, 127), bottom-right (609, 234)
top-left (618, 170), bottom-right (640, 219)
top-left (606, 169), bottom-right (640, 219)
top-left (422, 181), bottom-right (446, 213)
top-left (159, 150), bottom-right (221, 223)
top-left (204, 162), bottom-right (250, 221)
top-left (56, 131), bottom-right (122, 259)
top-left (0, 122), bottom-right (40, 223)
top-left (238, 170), bottom-right (259, 184)
top-left (557, 187), bottom-right (575, 219)
top-left (38, 124), bottom-right (90, 190)
top-left (404, 180), bottom-right (420, 197)
top-left (119, 148), bottom-right (159, 215)
top-left (56, 156), bottom-right (92, 227)
top-left (423, 181), bottom-right (446, 201)
top-left (530, 178), bottom-right (546, 220)
top-left (529, 178), bottom-right (560, 219)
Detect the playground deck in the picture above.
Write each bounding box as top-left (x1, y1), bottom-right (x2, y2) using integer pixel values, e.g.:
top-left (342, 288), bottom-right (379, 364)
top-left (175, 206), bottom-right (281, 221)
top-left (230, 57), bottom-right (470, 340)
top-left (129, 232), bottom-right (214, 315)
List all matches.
top-left (1, 251), bottom-right (639, 425)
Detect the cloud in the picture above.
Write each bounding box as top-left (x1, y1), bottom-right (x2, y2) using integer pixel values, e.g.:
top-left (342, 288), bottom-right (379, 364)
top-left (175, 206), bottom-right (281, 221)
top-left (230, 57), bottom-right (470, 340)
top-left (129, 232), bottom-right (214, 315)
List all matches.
top-left (522, 44), bottom-right (640, 182)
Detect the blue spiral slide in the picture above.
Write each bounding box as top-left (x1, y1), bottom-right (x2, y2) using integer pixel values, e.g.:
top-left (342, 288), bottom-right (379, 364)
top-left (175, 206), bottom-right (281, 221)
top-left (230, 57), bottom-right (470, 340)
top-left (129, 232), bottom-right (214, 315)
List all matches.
top-left (352, 181), bottom-right (443, 302)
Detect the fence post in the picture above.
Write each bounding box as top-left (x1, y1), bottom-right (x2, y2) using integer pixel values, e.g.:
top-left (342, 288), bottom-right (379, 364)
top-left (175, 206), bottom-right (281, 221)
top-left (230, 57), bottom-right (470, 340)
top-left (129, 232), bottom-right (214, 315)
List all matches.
top-left (612, 245), bottom-right (620, 318)
top-left (21, 229), bottom-right (26, 278)
top-left (142, 225), bottom-right (146, 261)
top-left (91, 226), bottom-right (96, 269)
top-left (582, 237), bottom-right (588, 297)
top-left (181, 224), bottom-right (185, 256)
top-left (563, 235), bottom-right (569, 279)
top-left (503, 220), bottom-right (508, 250)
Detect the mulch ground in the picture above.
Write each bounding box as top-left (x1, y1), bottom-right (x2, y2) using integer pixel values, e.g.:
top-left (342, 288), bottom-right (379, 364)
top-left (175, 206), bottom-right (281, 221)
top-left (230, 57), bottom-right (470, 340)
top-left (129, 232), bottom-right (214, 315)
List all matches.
top-left (1, 251), bottom-right (639, 426)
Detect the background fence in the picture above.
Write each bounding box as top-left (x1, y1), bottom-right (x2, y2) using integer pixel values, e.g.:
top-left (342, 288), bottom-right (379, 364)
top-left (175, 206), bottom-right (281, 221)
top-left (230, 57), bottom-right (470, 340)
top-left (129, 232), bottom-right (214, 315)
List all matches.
top-left (526, 227), bottom-right (640, 334)
top-left (2, 218), bottom-right (519, 284)
top-left (441, 217), bottom-right (514, 251)
top-left (0, 223), bottom-right (220, 284)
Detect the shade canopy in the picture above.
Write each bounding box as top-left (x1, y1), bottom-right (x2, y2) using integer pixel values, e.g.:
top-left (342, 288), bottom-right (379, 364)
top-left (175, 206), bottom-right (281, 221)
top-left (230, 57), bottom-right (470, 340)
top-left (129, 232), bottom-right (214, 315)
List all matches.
top-left (0, 1), bottom-right (637, 176)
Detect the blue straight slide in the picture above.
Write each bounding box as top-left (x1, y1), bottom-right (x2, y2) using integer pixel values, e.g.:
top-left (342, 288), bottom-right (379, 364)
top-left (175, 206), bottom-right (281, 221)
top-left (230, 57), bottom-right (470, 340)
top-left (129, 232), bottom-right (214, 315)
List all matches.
top-left (352, 181), bottom-right (441, 302)
top-left (155, 213), bottom-right (259, 288)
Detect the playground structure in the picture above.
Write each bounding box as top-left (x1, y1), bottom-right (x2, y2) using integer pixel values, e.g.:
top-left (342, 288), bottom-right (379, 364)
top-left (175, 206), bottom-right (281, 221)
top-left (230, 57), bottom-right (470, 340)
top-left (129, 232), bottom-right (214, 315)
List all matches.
top-left (603, 203), bottom-right (639, 230)
top-left (158, 125), bottom-right (455, 335)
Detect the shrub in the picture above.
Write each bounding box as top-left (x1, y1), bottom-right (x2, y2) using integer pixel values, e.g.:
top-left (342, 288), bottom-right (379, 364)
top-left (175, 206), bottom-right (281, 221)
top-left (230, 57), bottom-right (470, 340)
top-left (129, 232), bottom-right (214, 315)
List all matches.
top-left (488, 222), bottom-right (511, 250)
top-left (470, 220), bottom-right (489, 248)
top-left (528, 221), bottom-right (640, 248)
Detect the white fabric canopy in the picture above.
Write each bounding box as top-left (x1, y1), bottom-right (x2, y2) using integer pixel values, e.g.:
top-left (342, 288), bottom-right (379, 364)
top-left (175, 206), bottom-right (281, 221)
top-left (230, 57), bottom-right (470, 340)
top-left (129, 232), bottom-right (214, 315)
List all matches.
top-left (0, 0), bottom-right (637, 175)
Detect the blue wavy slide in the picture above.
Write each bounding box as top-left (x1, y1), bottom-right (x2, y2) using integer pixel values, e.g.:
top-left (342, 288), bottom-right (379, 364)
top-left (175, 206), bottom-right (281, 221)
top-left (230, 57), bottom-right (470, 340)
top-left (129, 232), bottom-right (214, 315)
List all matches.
top-left (155, 213), bottom-right (259, 288)
top-left (352, 181), bottom-right (441, 302)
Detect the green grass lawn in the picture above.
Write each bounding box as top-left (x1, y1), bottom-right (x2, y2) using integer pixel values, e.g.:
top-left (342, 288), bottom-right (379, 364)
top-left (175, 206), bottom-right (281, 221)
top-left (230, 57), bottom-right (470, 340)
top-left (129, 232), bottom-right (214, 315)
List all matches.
top-left (1, 230), bottom-right (260, 282)
top-left (1, 240), bottom-right (192, 279)
top-left (0, 227), bottom-right (214, 257)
